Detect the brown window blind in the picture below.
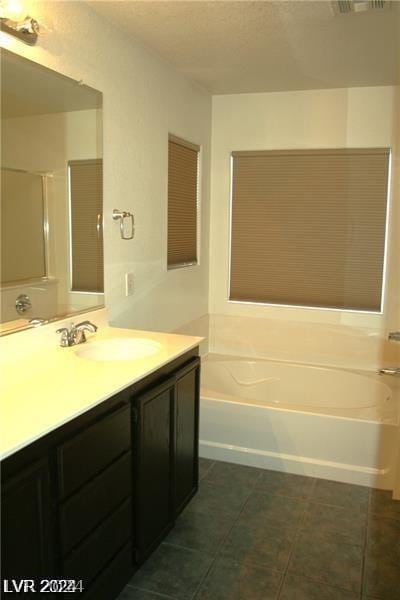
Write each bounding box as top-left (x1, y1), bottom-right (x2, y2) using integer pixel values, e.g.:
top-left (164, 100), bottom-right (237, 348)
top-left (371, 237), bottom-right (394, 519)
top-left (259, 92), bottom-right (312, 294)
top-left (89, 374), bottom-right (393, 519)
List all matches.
top-left (168, 134), bottom-right (199, 268)
top-left (69, 159), bottom-right (104, 293)
top-left (230, 148), bottom-right (390, 312)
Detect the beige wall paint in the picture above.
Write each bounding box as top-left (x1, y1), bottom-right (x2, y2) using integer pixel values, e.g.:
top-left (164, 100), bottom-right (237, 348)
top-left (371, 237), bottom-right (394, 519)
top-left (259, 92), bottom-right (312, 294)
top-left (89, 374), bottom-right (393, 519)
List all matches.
top-left (210, 86), bottom-right (398, 331)
top-left (0, 0), bottom-right (211, 333)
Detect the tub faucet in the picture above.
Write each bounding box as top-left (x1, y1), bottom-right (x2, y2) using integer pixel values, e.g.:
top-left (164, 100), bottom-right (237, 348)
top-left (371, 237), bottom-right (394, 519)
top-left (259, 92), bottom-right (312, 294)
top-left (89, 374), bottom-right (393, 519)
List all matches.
top-left (378, 367), bottom-right (400, 376)
top-left (56, 320), bottom-right (98, 347)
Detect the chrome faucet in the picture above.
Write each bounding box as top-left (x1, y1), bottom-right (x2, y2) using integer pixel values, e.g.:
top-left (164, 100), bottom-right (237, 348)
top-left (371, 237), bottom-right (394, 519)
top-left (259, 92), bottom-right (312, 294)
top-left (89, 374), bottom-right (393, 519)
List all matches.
top-left (379, 367), bottom-right (400, 376)
top-left (56, 321), bottom-right (98, 347)
top-left (388, 331), bottom-right (400, 342)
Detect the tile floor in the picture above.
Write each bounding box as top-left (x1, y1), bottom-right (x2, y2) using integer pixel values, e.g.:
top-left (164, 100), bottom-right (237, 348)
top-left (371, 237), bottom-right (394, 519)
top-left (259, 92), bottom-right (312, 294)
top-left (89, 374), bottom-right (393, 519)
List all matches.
top-left (118, 458), bottom-right (400, 600)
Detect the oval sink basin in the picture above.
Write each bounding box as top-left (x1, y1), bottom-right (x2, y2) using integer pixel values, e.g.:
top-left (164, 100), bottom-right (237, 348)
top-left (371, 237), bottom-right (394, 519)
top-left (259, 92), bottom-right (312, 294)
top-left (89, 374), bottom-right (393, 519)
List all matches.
top-left (75, 337), bottom-right (162, 362)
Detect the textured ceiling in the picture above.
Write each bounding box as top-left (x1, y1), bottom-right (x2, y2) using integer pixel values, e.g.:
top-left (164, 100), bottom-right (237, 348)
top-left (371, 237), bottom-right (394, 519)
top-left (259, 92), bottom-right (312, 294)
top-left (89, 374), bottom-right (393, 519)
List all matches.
top-left (89, 0), bottom-right (400, 94)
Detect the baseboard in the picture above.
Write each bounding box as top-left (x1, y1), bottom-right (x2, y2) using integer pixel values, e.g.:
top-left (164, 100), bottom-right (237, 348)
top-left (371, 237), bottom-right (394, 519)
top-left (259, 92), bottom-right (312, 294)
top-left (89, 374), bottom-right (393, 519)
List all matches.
top-left (199, 439), bottom-right (394, 490)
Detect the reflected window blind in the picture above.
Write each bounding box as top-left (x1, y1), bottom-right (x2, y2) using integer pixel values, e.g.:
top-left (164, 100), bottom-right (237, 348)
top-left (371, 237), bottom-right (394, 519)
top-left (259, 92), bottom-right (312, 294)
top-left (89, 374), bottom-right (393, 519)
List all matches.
top-left (69, 159), bottom-right (104, 293)
top-left (230, 148), bottom-right (390, 312)
top-left (168, 135), bottom-right (199, 268)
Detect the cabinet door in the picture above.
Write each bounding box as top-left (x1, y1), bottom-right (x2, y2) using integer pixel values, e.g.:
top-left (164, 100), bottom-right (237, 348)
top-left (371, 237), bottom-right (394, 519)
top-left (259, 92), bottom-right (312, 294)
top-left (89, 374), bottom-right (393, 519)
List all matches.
top-left (133, 378), bottom-right (175, 563)
top-left (1, 458), bottom-right (54, 586)
top-left (174, 359), bottom-right (200, 516)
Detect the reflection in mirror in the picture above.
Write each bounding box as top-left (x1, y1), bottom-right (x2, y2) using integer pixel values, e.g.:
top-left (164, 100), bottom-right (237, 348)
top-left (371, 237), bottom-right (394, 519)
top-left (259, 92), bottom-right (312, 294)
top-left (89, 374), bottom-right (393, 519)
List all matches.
top-left (0, 50), bottom-right (104, 335)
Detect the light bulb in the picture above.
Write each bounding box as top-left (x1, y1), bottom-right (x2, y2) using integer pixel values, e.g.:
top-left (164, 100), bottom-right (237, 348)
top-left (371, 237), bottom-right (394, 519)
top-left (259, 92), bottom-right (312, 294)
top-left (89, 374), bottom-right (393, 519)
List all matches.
top-left (1, 0), bottom-right (26, 21)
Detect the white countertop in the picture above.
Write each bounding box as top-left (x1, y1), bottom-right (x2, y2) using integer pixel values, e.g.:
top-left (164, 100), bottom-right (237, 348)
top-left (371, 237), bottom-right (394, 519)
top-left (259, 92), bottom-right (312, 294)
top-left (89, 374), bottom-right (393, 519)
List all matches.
top-left (0, 324), bottom-right (202, 460)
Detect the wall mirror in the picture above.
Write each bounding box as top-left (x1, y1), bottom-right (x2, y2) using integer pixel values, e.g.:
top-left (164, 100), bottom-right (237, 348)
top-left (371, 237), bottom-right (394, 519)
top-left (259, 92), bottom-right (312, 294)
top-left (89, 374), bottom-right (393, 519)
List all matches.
top-left (0, 50), bottom-right (104, 335)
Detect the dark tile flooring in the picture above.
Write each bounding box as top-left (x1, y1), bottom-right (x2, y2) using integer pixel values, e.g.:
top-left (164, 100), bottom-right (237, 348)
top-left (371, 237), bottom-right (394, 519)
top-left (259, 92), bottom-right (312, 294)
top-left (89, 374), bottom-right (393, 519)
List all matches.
top-left (118, 459), bottom-right (400, 600)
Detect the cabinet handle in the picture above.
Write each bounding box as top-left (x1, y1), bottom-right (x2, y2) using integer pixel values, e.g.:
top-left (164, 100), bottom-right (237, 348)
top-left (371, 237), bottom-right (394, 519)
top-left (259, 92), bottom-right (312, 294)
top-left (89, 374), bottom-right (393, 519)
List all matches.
top-left (132, 406), bottom-right (139, 424)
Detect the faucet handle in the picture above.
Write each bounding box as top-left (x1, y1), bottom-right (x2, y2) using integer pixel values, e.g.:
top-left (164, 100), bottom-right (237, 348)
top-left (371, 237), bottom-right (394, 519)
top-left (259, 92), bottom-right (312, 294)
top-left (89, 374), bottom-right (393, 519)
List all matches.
top-left (72, 320), bottom-right (98, 344)
top-left (56, 327), bottom-right (70, 347)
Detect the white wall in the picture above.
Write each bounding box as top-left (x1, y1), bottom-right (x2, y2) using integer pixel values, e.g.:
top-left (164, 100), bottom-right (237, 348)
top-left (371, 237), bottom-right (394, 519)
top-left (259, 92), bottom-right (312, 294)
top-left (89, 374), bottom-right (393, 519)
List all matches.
top-left (0, 0), bottom-right (211, 333)
top-left (209, 86), bottom-right (400, 369)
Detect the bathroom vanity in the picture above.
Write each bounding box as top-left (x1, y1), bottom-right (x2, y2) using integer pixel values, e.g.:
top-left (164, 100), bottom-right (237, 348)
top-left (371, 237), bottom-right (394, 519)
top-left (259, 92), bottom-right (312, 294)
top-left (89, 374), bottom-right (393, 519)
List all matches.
top-left (0, 50), bottom-right (202, 598)
top-left (0, 326), bottom-right (201, 599)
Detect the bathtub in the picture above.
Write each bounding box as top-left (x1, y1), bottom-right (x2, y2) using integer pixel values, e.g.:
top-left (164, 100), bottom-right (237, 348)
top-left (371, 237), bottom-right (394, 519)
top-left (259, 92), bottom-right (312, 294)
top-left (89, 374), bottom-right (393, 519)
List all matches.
top-left (200, 354), bottom-right (400, 489)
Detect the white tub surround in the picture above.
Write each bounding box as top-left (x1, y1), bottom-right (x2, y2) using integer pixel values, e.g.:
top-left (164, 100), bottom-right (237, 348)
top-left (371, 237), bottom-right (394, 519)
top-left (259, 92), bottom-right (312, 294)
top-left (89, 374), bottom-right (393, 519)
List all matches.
top-left (200, 354), bottom-right (399, 490)
top-left (0, 310), bottom-right (202, 460)
top-left (208, 314), bottom-right (400, 372)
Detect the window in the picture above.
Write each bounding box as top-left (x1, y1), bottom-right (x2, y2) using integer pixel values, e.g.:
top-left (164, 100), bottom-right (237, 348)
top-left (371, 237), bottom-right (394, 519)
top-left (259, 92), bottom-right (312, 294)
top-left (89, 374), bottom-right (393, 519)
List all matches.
top-left (230, 148), bottom-right (390, 312)
top-left (167, 134), bottom-right (199, 269)
top-left (69, 159), bottom-right (104, 293)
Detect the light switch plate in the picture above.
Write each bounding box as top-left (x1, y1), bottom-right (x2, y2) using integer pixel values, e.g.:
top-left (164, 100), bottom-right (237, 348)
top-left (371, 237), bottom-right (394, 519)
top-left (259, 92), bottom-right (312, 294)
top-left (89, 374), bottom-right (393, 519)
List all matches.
top-left (125, 273), bottom-right (134, 296)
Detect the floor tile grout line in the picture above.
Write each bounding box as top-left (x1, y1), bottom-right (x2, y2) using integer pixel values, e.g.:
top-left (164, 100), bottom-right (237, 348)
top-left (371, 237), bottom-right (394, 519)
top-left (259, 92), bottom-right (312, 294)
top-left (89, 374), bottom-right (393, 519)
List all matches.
top-left (124, 582), bottom-right (178, 599)
top-left (190, 555), bottom-right (216, 600)
top-left (194, 473), bottom-right (343, 582)
top-left (360, 487), bottom-right (372, 599)
top-left (278, 570), bottom-right (368, 598)
top-left (301, 498), bottom-right (370, 511)
top-left (167, 520), bottom-right (298, 578)
top-left (277, 480), bottom-right (316, 599)
top-left (368, 510), bottom-right (400, 519)
top-left (191, 472), bottom-right (265, 599)
top-left (201, 477), bottom-right (371, 512)
top-left (161, 540), bottom-right (216, 556)
top-left (127, 461), bottom-right (398, 600)
top-left (278, 477), bottom-right (368, 599)
top-left (199, 460), bottom-right (215, 482)
top-left (275, 573), bottom-right (286, 600)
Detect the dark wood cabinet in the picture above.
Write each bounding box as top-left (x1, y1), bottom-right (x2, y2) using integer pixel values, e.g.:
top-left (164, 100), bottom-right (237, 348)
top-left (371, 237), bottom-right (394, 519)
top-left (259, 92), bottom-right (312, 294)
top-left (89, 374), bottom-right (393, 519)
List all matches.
top-left (57, 404), bottom-right (131, 499)
top-left (133, 378), bottom-right (175, 562)
top-left (59, 451), bottom-right (132, 555)
top-left (1, 458), bottom-right (55, 587)
top-left (1, 349), bottom-right (200, 599)
top-left (174, 361), bottom-right (200, 516)
top-left (133, 358), bottom-right (200, 563)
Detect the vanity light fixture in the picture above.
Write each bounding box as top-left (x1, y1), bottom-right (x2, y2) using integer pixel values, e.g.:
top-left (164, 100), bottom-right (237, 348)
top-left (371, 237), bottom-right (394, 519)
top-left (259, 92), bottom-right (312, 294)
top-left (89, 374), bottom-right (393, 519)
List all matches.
top-left (0, 0), bottom-right (39, 45)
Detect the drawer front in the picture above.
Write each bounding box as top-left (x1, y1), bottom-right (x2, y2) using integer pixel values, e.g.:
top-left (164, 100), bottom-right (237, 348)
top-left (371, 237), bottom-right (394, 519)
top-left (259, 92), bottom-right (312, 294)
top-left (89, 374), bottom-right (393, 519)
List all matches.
top-left (57, 404), bottom-right (131, 499)
top-left (64, 498), bottom-right (131, 588)
top-left (82, 543), bottom-right (133, 600)
top-left (60, 452), bottom-right (131, 554)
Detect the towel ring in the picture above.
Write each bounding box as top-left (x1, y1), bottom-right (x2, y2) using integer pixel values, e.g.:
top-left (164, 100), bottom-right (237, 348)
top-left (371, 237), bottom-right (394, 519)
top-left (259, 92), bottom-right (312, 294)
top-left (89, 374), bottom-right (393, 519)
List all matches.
top-left (113, 209), bottom-right (135, 240)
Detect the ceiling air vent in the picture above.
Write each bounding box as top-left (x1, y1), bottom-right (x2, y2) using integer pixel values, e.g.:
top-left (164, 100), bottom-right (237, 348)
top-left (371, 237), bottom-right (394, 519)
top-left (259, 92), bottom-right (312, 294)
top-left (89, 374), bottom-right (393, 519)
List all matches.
top-left (333, 0), bottom-right (390, 14)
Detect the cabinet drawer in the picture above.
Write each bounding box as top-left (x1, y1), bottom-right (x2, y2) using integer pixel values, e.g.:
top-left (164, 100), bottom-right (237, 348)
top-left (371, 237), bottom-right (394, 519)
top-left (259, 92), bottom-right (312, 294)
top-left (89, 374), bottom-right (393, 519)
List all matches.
top-left (82, 543), bottom-right (133, 600)
top-left (57, 404), bottom-right (131, 498)
top-left (64, 498), bottom-right (131, 588)
top-left (60, 452), bottom-right (131, 554)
